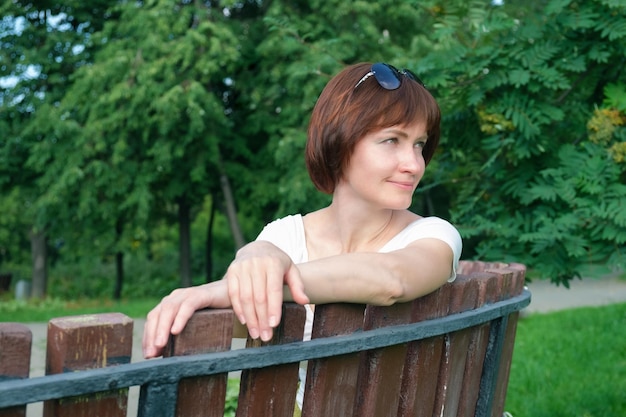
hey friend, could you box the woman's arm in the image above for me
[143,237,455,357]
[292,238,454,305]
[142,240,309,357]
[142,279,232,358]
[226,238,454,344]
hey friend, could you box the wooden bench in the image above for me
[0,261,530,417]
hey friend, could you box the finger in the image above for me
[251,268,272,341]
[266,262,285,329]
[142,294,181,358]
[231,267,261,340]
[153,297,180,350]
[170,302,198,335]
[142,304,162,358]
[227,272,245,325]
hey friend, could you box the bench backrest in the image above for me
[0,260,530,417]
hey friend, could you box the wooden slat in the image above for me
[163,309,234,417]
[43,313,133,417]
[0,323,32,417]
[458,260,508,275]
[490,264,526,417]
[236,303,306,417]
[440,274,482,417]
[397,283,451,417]
[352,302,412,416]
[301,303,366,417]
[138,382,178,417]
[456,321,491,417]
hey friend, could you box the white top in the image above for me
[256,214,462,335]
[255,214,462,408]
[256,214,462,280]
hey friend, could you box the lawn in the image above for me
[505,303,626,417]
[0,296,159,321]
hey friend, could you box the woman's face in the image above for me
[338,121,427,210]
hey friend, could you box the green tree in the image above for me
[409,0,626,285]
[3,0,625,295]
[0,1,117,297]
[238,0,626,285]
[240,0,437,216]
[32,0,257,293]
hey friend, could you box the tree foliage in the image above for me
[413,0,626,285]
[1,0,625,294]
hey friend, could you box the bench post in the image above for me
[158,308,234,417]
[353,302,413,416]
[236,303,306,417]
[43,313,133,417]
[0,323,32,417]
[481,264,526,417]
[301,303,366,417]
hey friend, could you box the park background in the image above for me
[1,1,625,416]
[1,0,625,301]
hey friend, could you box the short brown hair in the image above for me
[306,62,441,194]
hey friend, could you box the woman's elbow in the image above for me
[386,271,450,305]
[375,274,407,306]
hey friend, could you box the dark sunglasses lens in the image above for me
[372,63,401,90]
[402,69,426,88]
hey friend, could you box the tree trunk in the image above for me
[178,197,192,287]
[206,195,216,283]
[219,172,246,250]
[29,228,47,298]
[113,219,124,300]
[114,251,124,300]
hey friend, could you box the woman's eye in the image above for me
[383,138,398,144]
[414,141,426,148]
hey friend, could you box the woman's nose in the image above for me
[399,148,423,173]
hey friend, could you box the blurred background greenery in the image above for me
[1,0,625,302]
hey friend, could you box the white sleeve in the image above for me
[381,217,462,282]
[416,217,462,282]
[254,214,308,264]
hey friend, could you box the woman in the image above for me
[142,62,462,359]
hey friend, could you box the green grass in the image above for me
[0,297,159,321]
[505,303,626,417]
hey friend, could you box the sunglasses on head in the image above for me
[354,62,426,90]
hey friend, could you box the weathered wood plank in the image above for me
[163,309,234,417]
[397,283,451,417]
[490,264,526,417]
[440,274,482,417]
[236,303,306,417]
[301,303,366,417]
[0,323,31,417]
[43,313,133,417]
[353,302,412,416]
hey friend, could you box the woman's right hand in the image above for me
[142,280,231,359]
[226,241,309,343]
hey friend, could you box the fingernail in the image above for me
[239,315,246,325]
[269,316,277,327]
[249,328,259,339]
[261,330,271,341]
